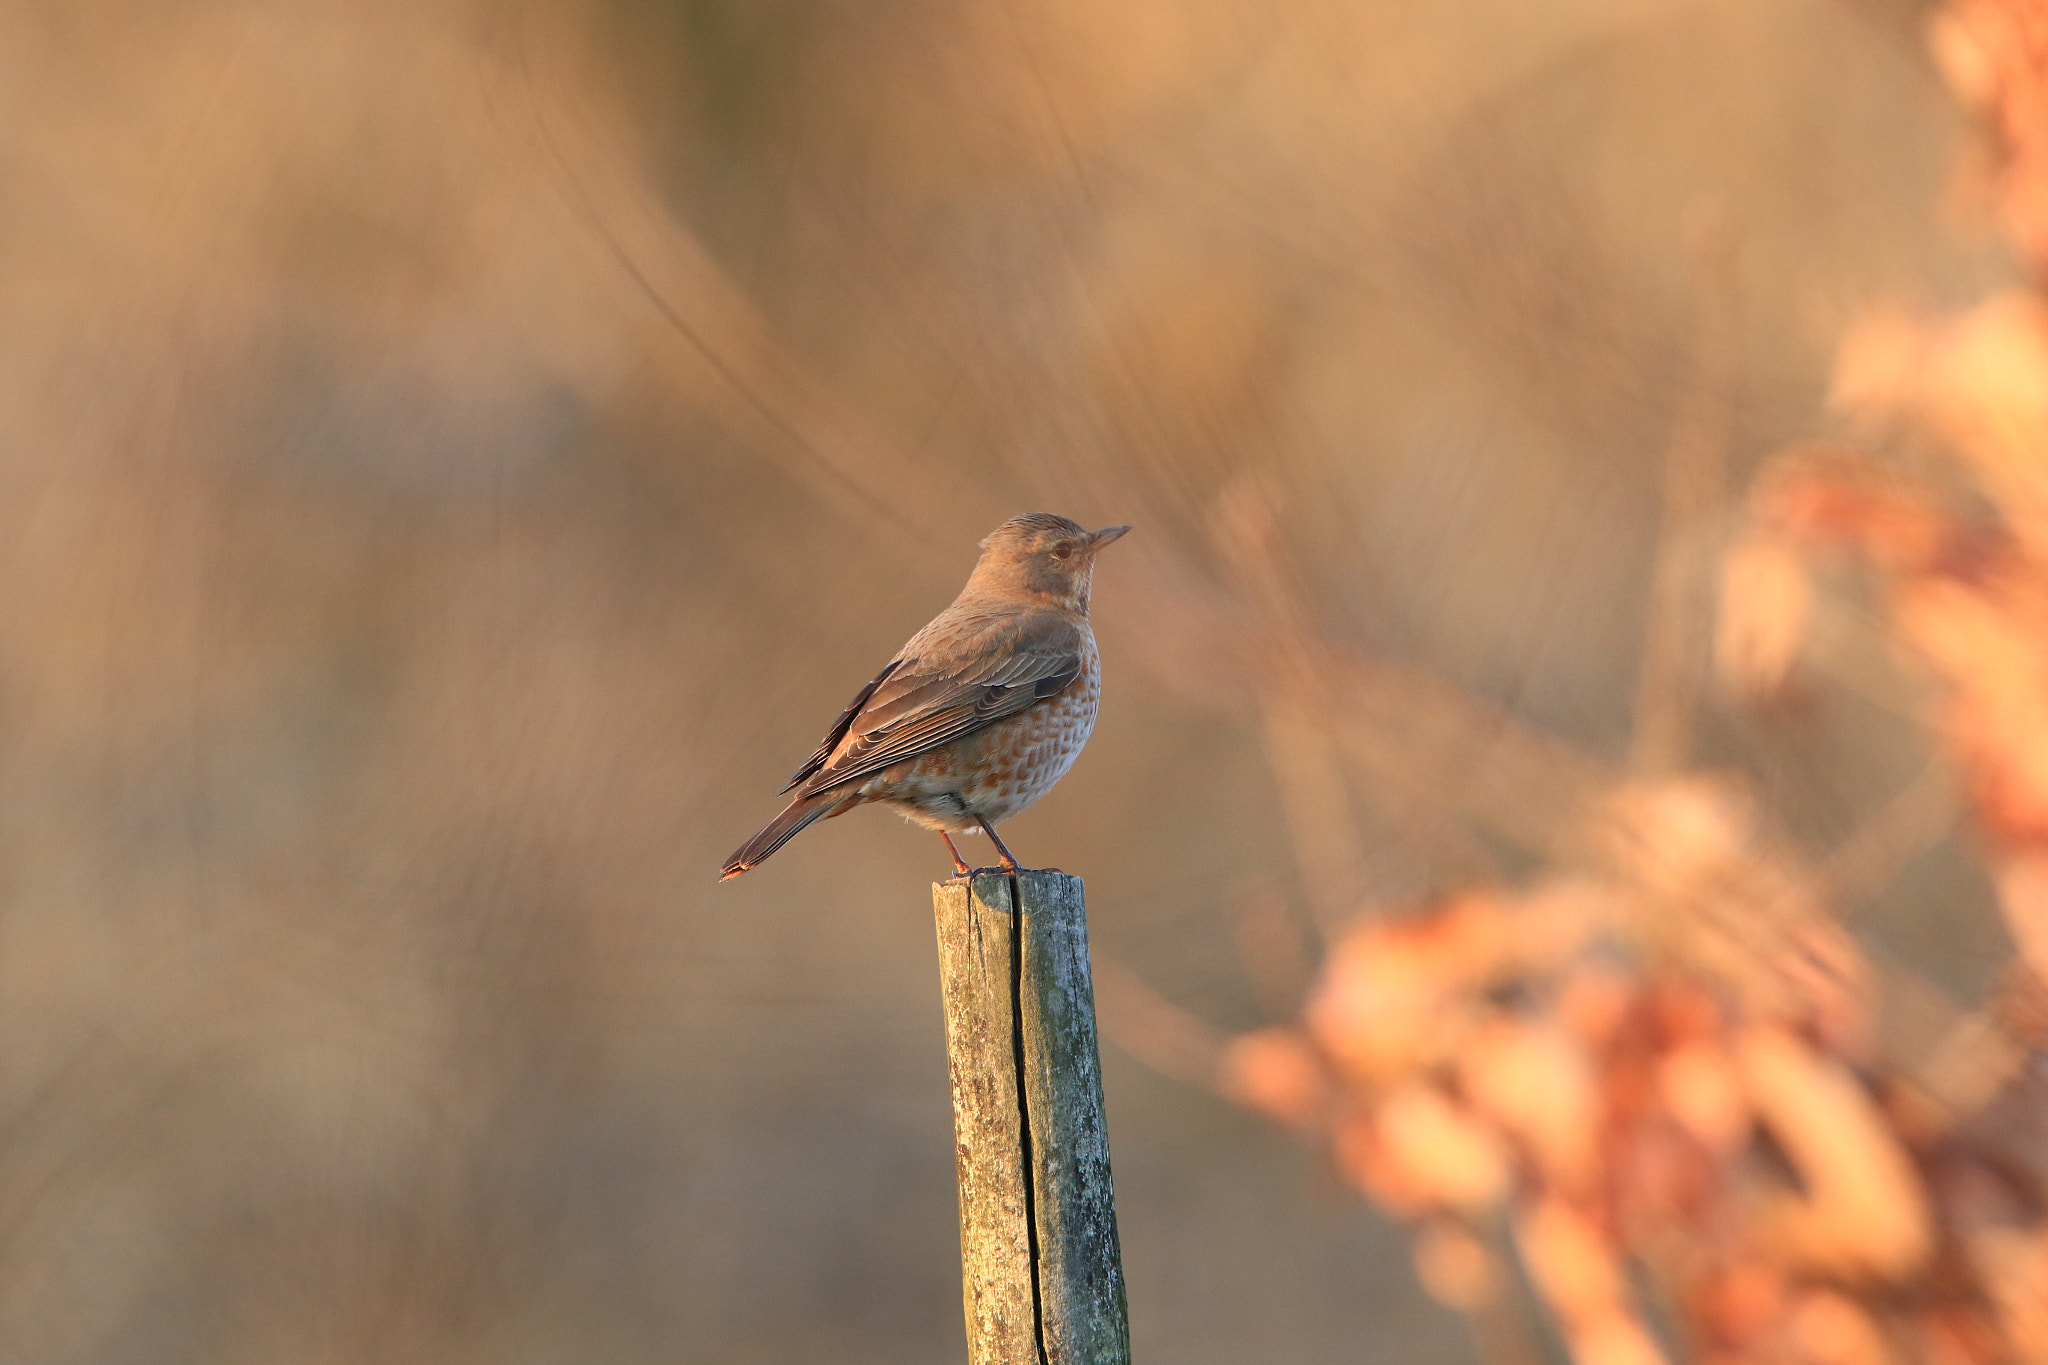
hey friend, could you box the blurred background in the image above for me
[0,0,2036,1361]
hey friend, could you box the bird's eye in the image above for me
[1051,542,1074,560]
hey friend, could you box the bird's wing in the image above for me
[793,612,1084,796]
[781,659,901,793]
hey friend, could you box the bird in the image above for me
[720,512,1130,881]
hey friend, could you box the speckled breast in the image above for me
[958,638,1101,823]
[874,632,1101,831]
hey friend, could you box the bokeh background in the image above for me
[0,0,2029,1361]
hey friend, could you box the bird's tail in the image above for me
[719,791,843,880]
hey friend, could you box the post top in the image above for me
[936,868,1085,896]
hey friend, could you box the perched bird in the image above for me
[720,513,1129,880]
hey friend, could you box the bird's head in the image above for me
[968,512,1131,612]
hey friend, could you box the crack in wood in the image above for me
[935,870,1131,1365]
[1006,871,1052,1364]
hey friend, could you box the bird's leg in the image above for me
[976,817,1022,873]
[939,831,973,878]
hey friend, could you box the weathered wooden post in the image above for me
[933,870,1131,1365]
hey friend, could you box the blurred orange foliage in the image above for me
[1171,4,2048,1361]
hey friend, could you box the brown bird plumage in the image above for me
[720,513,1129,880]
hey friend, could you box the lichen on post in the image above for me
[933,870,1132,1365]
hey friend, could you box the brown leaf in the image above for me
[1738,1025,1932,1280]
[1218,1027,1330,1129]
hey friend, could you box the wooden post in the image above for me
[933,870,1132,1365]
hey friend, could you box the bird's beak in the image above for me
[1087,525,1132,552]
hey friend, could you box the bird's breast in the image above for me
[861,632,1101,830]
[953,637,1100,819]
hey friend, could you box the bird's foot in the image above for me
[972,816,1025,875]
[939,831,972,877]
